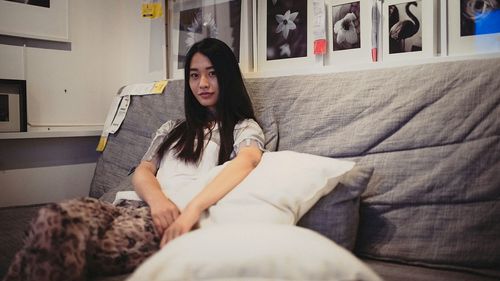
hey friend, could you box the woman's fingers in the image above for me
[153,213,171,234]
[150,201,180,236]
[160,228,174,247]
[160,224,187,247]
[152,216,164,235]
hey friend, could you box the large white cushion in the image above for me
[200,150,355,226]
[127,224,383,281]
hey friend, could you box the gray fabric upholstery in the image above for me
[90,82,184,198]
[0,204,44,279]
[298,164,373,251]
[87,57,500,278]
[362,259,500,281]
[244,58,500,271]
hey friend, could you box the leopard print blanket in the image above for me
[3,197,160,281]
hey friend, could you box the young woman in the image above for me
[3,38,265,281]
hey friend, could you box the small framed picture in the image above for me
[382,0,437,61]
[0,79,27,133]
[257,0,318,72]
[447,0,500,56]
[168,0,253,79]
[324,0,372,66]
[0,0,69,42]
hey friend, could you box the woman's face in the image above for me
[189,52,220,113]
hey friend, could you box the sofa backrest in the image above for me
[90,57,500,273]
[90,81,184,198]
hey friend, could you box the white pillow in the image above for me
[200,151,355,226]
[127,224,383,281]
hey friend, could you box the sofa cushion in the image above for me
[355,139,500,270]
[127,224,383,281]
[298,164,373,251]
[200,151,355,227]
[363,258,500,281]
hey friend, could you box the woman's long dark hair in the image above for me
[159,38,256,165]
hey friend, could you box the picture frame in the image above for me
[0,79,27,133]
[447,0,500,56]
[382,0,437,62]
[257,0,318,72]
[0,0,69,42]
[168,0,253,79]
[324,0,372,66]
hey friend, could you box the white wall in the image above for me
[0,0,166,207]
[17,0,166,126]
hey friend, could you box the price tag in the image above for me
[141,3,155,18]
[312,0,326,55]
[152,80,168,94]
[142,3,163,19]
[97,80,168,152]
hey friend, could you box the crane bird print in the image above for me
[388,1,422,54]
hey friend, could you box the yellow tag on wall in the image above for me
[153,3,163,18]
[142,3,163,19]
[142,3,155,18]
[151,80,168,94]
[96,136,108,152]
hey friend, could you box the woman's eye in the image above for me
[190,73,199,79]
[208,71,216,77]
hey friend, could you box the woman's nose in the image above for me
[199,74,209,88]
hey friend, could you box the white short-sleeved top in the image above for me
[113,118,265,209]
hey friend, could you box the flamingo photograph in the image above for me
[388,1,422,54]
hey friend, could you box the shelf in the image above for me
[0,126,103,140]
[244,52,500,79]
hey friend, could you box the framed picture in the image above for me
[324,0,371,66]
[382,0,437,61]
[447,0,500,56]
[257,0,318,72]
[0,79,27,133]
[168,0,253,79]
[0,0,69,42]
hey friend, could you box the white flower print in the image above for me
[279,43,291,57]
[333,12,358,45]
[185,12,218,49]
[275,10,299,39]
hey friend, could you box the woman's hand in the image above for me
[132,161,180,235]
[160,205,202,247]
[149,198,180,236]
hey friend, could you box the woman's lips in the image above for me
[199,92,213,99]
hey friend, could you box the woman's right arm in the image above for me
[132,160,180,235]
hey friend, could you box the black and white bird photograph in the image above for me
[388,1,422,54]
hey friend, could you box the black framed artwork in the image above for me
[460,0,500,37]
[0,79,27,132]
[177,0,242,69]
[5,0,50,8]
[266,0,308,60]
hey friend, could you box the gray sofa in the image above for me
[1,57,499,281]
